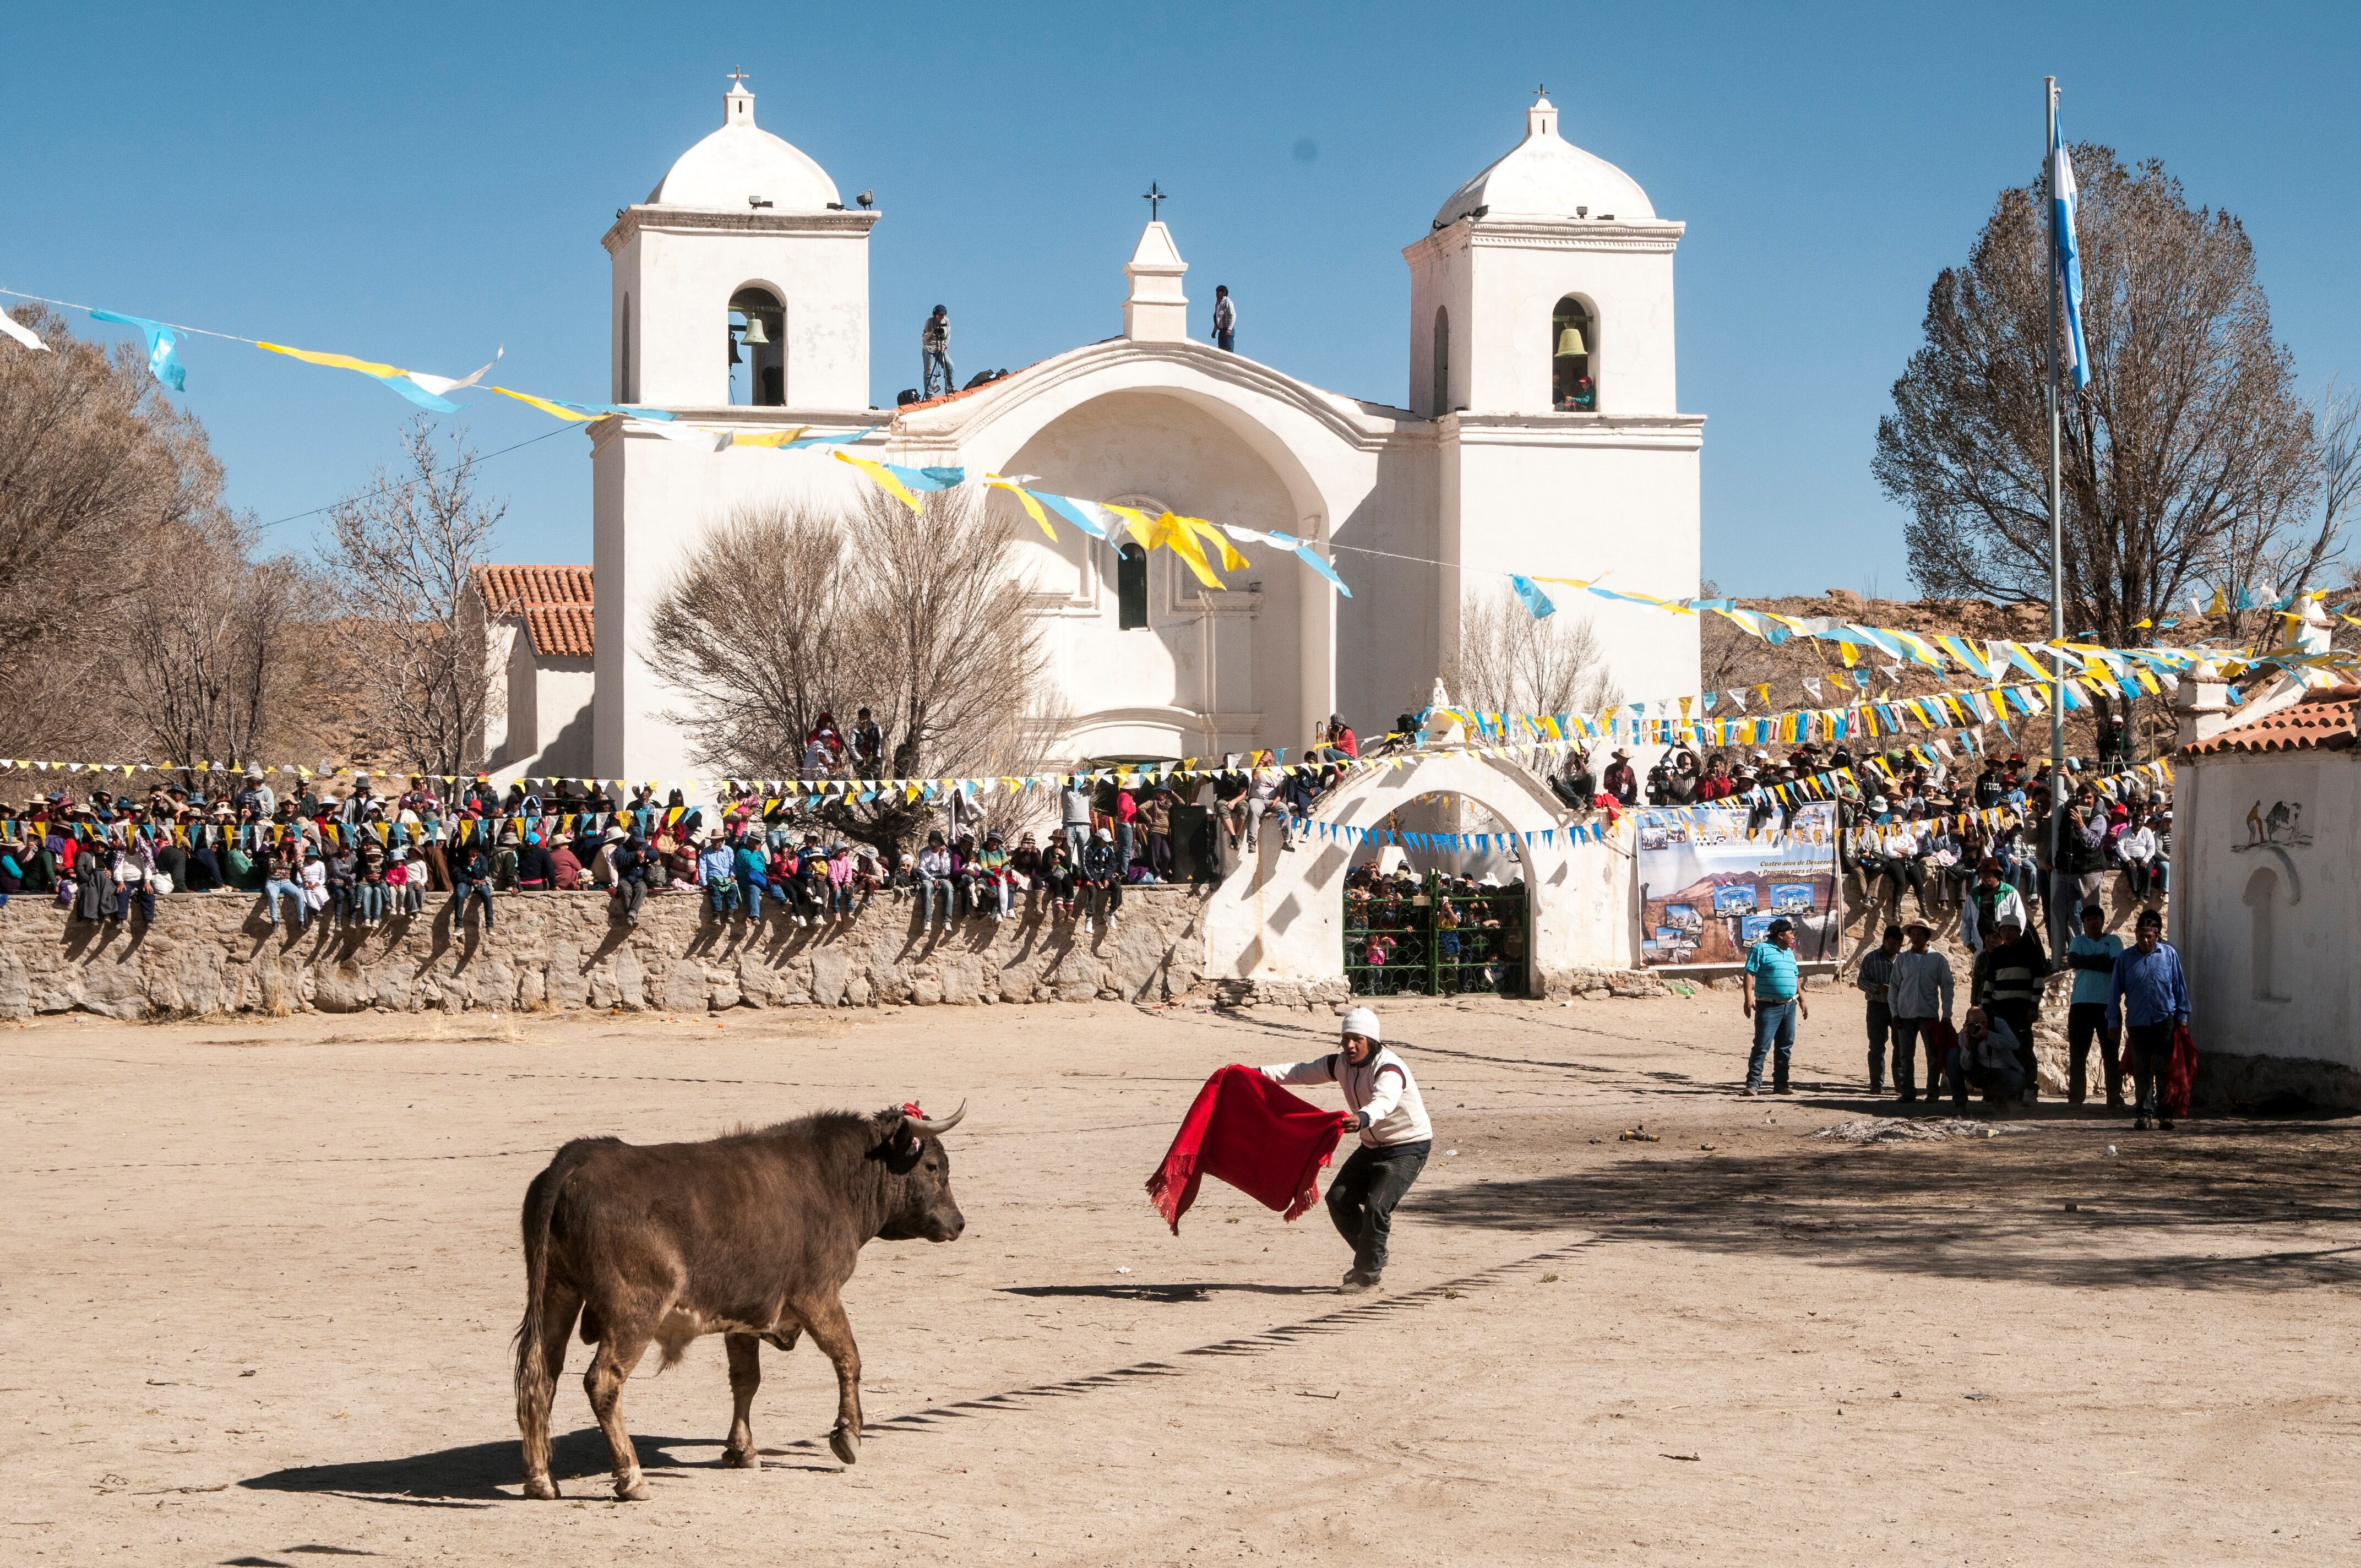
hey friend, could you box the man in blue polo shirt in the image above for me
[1742,917,1810,1096]
[2110,908,2191,1130]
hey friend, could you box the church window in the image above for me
[1117,543,1150,630]
[728,286,786,407]
[1551,296,1595,411]
[618,293,633,404]
[1432,306,1451,415]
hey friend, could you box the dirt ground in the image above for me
[5,991,2359,1567]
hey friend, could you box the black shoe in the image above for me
[2134,1115,2152,1130]
[1772,1083,1794,1095]
[2158,1117,2175,1131]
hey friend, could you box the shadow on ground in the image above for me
[1420,1118,2361,1291]
[236,1428,826,1505]
[1002,1282,1330,1301]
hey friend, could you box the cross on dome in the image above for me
[728,66,750,90]
[1141,181,1171,221]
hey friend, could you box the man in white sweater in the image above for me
[1262,1007,1433,1291]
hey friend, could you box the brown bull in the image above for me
[513,1101,967,1500]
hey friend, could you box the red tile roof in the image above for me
[474,564,593,615]
[2180,684,2361,758]
[474,564,595,657]
[521,603,595,660]
[891,362,1040,417]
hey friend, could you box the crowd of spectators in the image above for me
[0,712,1378,936]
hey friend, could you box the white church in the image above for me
[488,77,1704,783]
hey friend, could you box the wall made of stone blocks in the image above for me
[0,886,1211,1021]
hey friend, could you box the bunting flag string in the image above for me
[8,284,2343,687]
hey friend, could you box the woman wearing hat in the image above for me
[1260,1006,1433,1291]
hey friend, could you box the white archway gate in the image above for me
[1201,750,1637,997]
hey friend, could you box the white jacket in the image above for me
[1960,883,2028,953]
[1261,1046,1433,1149]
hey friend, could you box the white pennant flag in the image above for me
[0,306,48,353]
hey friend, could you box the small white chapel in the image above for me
[520,77,1706,783]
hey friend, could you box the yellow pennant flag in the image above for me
[835,450,923,511]
[494,386,601,422]
[985,476,1057,541]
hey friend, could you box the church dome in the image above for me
[1433,95,1654,226]
[646,78,842,212]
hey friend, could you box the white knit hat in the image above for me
[1340,1006,1381,1043]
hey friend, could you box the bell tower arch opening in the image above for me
[728,286,785,407]
[1551,295,1595,410]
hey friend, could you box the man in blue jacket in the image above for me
[2110,908,2191,1130]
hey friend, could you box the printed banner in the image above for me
[1635,803,1838,968]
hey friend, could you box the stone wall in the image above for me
[0,886,1211,1021]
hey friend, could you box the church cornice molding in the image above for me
[1440,410,1705,451]
[890,338,1422,455]
[601,204,880,253]
[1402,214,1684,264]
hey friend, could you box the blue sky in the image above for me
[5,3,2355,597]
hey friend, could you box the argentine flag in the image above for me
[2050,121,2091,390]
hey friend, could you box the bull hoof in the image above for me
[616,1474,651,1502]
[522,1474,558,1501]
[721,1445,757,1470]
[829,1426,859,1466]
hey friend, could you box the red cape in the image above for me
[1145,1065,1354,1234]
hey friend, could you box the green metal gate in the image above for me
[1344,872,1527,997]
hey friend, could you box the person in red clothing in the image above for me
[1696,753,1735,802]
[1325,714,1358,760]
[1112,781,1139,873]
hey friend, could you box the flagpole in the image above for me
[2043,75,2067,950]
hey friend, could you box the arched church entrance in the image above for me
[1200,749,1636,998]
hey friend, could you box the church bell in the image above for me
[739,314,770,346]
[1554,325,1587,357]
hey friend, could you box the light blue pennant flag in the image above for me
[90,308,187,390]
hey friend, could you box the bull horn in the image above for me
[905,1099,967,1137]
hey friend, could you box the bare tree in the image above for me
[645,486,1053,853]
[117,518,311,781]
[1445,584,1620,723]
[326,418,503,779]
[1876,146,2335,753]
[0,302,237,761]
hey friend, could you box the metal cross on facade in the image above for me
[1141,181,1171,221]
[1534,82,1547,99]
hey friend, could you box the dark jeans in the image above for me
[2066,1001,2123,1104]
[2123,861,2157,902]
[2126,1021,2175,1118]
[1948,1049,2027,1109]
[451,880,493,929]
[1989,1000,2039,1094]
[118,882,155,925]
[1891,1015,1940,1099]
[1865,1000,1893,1090]
[1747,998,1798,1090]
[1875,858,1930,915]
[1326,1140,1429,1278]
[1215,329,1235,352]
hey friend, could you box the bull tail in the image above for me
[514,1158,573,1491]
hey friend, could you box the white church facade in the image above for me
[569,79,1702,783]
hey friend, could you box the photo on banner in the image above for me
[1635,803,1838,967]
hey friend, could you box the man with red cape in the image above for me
[1145,1007,1434,1292]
